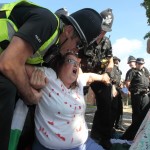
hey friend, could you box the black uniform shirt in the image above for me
[9,5,58,53]
[125,68,136,81]
[127,67,150,90]
[111,65,122,86]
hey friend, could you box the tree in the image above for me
[141,0,150,39]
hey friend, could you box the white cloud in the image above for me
[112,38,142,57]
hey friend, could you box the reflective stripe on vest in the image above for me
[26,16,60,65]
[0,0,60,65]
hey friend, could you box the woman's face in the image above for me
[59,54,81,88]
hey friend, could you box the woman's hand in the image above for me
[101,73,111,85]
[30,68,49,90]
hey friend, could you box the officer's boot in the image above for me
[115,115,125,131]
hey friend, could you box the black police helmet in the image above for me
[55,8,69,17]
[136,58,145,64]
[127,56,136,64]
[61,8,102,50]
[113,56,121,62]
[100,8,114,32]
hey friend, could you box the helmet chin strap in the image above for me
[59,38,68,54]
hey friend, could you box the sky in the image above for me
[1,0,150,79]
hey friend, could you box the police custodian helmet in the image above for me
[100,8,114,32]
[61,8,103,49]
[55,8,69,17]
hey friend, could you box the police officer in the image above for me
[125,56,136,89]
[110,56,125,132]
[79,8,114,150]
[89,37,113,150]
[121,58,150,140]
[0,1,104,149]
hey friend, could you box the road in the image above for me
[85,105,132,134]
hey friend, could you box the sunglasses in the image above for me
[65,58,80,66]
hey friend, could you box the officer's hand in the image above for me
[20,88,43,105]
[101,73,111,85]
[30,68,49,90]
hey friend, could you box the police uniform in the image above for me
[0,2,60,149]
[121,58,150,140]
[87,36,113,149]
[110,57,124,131]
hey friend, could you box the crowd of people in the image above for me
[0,0,150,150]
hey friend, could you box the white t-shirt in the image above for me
[35,67,89,149]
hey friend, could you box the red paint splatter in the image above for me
[48,121,54,125]
[56,134,65,141]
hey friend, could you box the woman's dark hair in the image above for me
[52,52,79,89]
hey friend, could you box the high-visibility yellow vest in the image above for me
[0,0,60,65]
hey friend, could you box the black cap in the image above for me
[113,56,120,62]
[136,58,145,64]
[127,56,136,64]
[100,8,114,32]
[61,8,102,49]
[55,8,69,17]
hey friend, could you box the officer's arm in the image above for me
[0,36,42,104]
[105,57,114,73]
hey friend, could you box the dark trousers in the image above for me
[111,92,123,128]
[90,82,112,140]
[0,73,17,150]
[121,92,150,140]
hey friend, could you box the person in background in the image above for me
[121,58,150,140]
[27,52,110,150]
[120,81,129,106]
[110,56,125,132]
[0,0,104,149]
[125,56,136,89]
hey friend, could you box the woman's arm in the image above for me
[83,72,110,85]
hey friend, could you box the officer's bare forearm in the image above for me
[0,36,39,104]
[0,63,38,104]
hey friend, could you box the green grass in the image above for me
[86,104,97,108]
